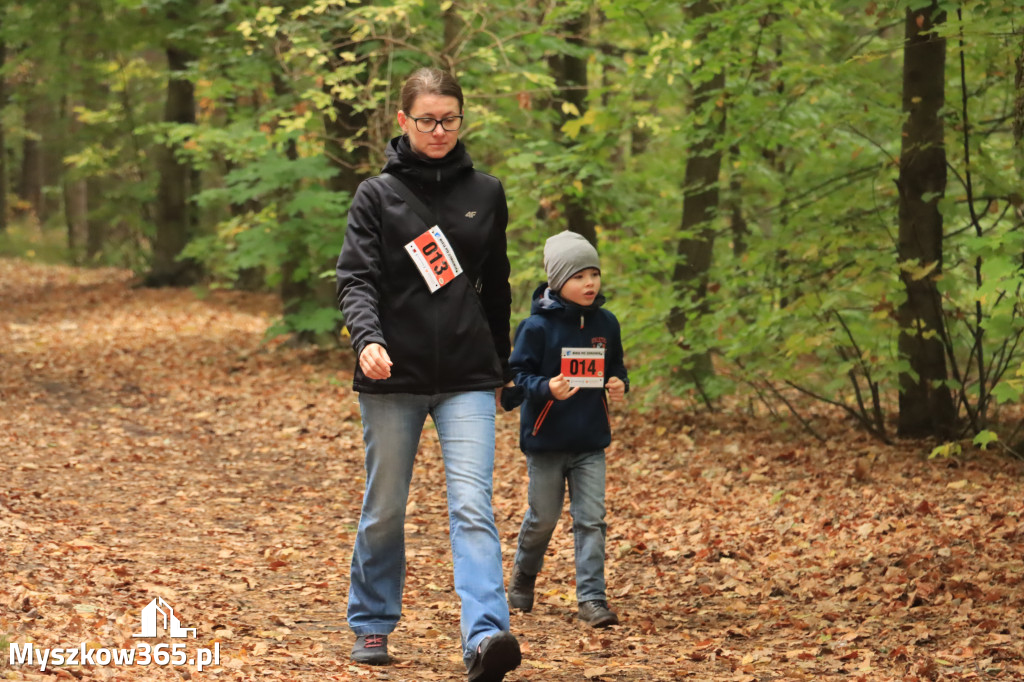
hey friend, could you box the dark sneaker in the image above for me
[467,631,521,682]
[578,600,619,628]
[351,634,389,665]
[508,564,536,612]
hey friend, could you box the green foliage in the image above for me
[192,0,1024,438]
[184,146,350,336]
[5,0,1024,444]
[973,430,999,450]
[618,0,1024,444]
[929,441,962,459]
[0,219,71,264]
[266,298,345,340]
[929,429,1000,460]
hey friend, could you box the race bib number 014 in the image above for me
[561,347,605,389]
[405,226,463,293]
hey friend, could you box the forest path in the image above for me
[2,258,1023,681]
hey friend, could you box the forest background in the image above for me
[3,2,1024,681]
[1,0,1023,448]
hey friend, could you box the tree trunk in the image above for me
[667,0,725,384]
[1014,25,1023,199]
[278,136,314,342]
[322,73,369,193]
[319,0,370,192]
[61,82,90,257]
[84,149,106,260]
[548,12,596,246]
[17,92,61,226]
[441,1,462,73]
[1015,27,1023,146]
[145,45,200,287]
[726,12,781,260]
[727,145,749,258]
[896,3,956,438]
[222,154,266,291]
[18,98,45,223]
[319,37,371,342]
[269,68,319,346]
[61,5,83,256]
[63,179,87,256]
[0,34,6,234]
[82,5,110,265]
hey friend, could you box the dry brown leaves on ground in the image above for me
[2,258,1023,681]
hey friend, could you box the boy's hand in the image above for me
[605,376,626,402]
[548,373,580,401]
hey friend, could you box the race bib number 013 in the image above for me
[561,347,605,389]
[405,226,463,293]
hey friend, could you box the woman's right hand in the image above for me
[359,343,393,380]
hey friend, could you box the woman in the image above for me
[335,67,521,682]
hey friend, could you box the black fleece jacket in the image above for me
[336,135,512,394]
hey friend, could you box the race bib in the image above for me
[405,226,463,293]
[561,347,606,388]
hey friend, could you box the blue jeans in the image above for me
[513,450,608,602]
[347,391,509,661]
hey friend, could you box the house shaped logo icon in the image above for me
[132,597,197,639]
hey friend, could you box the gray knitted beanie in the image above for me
[543,230,601,292]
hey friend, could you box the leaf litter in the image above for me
[2,259,1023,681]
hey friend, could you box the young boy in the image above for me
[502,230,629,628]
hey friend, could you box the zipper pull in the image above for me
[580,313,584,329]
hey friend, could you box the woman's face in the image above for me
[397,94,462,160]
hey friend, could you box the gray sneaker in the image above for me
[578,600,619,628]
[507,564,536,612]
[351,634,389,665]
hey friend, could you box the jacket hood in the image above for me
[382,134,473,185]
[529,281,607,317]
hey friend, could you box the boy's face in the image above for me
[558,267,601,307]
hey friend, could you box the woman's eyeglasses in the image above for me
[408,115,464,133]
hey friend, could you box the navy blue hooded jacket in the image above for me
[508,283,629,454]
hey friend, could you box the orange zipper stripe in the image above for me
[532,399,554,436]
